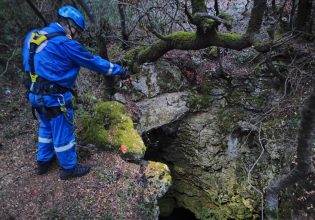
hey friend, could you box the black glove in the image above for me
[120,68,130,80]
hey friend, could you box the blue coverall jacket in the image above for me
[22,22,125,169]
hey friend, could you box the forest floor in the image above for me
[0,42,314,219]
[0,75,155,220]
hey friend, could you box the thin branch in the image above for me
[0,43,10,50]
[194,12,231,29]
[25,0,47,26]
[144,25,169,41]
[247,124,265,220]
[0,48,17,77]
[168,0,180,34]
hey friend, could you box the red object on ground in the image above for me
[121,144,127,154]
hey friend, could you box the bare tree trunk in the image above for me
[118,2,130,50]
[296,0,313,32]
[75,0,95,23]
[265,87,315,219]
[289,0,297,28]
[98,35,109,60]
[246,0,268,35]
[214,0,219,15]
[25,0,47,26]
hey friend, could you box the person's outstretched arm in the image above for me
[61,39,127,77]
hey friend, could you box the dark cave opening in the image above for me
[159,207,197,220]
[142,124,198,220]
[142,123,179,162]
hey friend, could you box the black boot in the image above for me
[37,157,55,175]
[60,164,91,180]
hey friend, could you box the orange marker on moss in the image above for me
[121,144,127,154]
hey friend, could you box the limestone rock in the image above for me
[143,161,172,219]
[131,61,188,99]
[158,111,262,219]
[136,92,190,133]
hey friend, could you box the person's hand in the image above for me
[122,77,132,85]
[119,68,132,87]
[120,68,130,80]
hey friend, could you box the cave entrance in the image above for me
[142,123,179,162]
[159,207,197,220]
[142,125,198,220]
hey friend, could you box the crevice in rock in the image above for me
[159,207,197,220]
[143,121,180,163]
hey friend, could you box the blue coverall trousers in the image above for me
[37,107,77,170]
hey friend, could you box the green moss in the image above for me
[245,92,267,109]
[138,47,150,58]
[217,32,243,42]
[145,161,172,184]
[191,0,207,13]
[207,46,219,58]
[173,177,257,220]
[188,94,212,111]
[201,18,216,30]
[165,31,197,41]
[227,89,246,105]
[124,48,141,68]
[217,109,245,135]
[228,88,268,110]
[79,101,146,160]
[199,81,221,94]
[218,12,233,27]
[188,81,224,111]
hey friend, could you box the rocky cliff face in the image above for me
[111,53,304,219]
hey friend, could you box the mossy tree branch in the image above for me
[125,0,267,70]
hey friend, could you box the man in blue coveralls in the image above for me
[22,5,130,180]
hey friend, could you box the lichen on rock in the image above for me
[143,161,173,218]
[79,101,146,161]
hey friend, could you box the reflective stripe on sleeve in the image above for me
[108,63,114,74]
[54,140,76,153]
[38,137,53,144]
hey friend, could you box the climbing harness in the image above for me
[57,95,74,125]
[26,31,72,95]
[27,30,75,122]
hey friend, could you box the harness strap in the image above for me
[33,102,73,120]
[28,31,73,96]
[29,31,66,75]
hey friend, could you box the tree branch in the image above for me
[118,2,129,50]
[194,12,232,29]
[25,0,47,26]
[124,0,267,71]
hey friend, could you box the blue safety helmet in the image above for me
[58,5,85,30]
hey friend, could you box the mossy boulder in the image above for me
[142,161,172,219]
[145,162,172,205]
[144,161,172,190]
[79,101,146,161]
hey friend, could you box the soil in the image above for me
[0,77,154,220]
